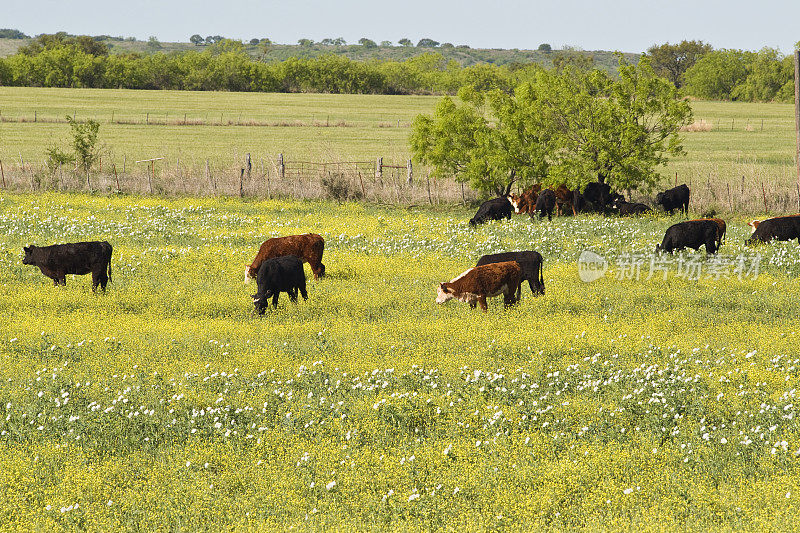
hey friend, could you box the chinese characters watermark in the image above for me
[578,251,761,282]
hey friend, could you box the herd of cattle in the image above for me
[18,182,800,312]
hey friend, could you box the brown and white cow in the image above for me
[436,261,521,311]
[507,185,541,214]
[245,233,325,283]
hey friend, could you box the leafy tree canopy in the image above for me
[358,38,377,48]
[411,56,691,197]
[417,38,440,47]
[646,40,712,87]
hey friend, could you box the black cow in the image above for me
[614,199,652,216]
[656,220,718,254]
[746,215,800,245]
[655,184,690,216]
[252,255,308,314]
[469,197,513,226]
[476,251,545,299]
[533,189,556,221]
[22,241,112,291]
[579,182,624,213]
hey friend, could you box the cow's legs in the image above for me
[288,288,298,302]
[92,270,108,292]
[478,296,488,311]
[469,300,477,310]
[272,293,280,308]
[299,280,308,301]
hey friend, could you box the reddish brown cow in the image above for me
[245,233,325,283]
[508,185,541,214]
[553,184,576,216]
[436,261,521,311]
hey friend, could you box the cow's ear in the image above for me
[23,246,30,253]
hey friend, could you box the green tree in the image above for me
[190,34,204,45]
[66,115,100,189]
[298,38,314,46]
[646,40,712,87]
[398,38,412,47]
[417,38,439,47]
[380,40,393,47]
[249,38,260,46]
[411,56,691,196]
[732,48,793,102]
[538,43,552,52]
[552,51,594,72]
[683,49,752,100]
[358,38,377,48]
[147,36,163,51]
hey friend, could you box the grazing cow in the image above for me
[691,217,726,247]
[655,220,718,254]
[613,198,652,216]
[245,233,325,283]
[476,251,544,298]
[745,215,800,245]
[469,197,513,226]
[507,185,541,214]
[22,241,112,292]
[655,184,691,216]
[251,255,308,314]
[554,184,577,216]
[436,261,521,311]
[533,189,556,221]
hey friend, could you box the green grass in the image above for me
[0,88,797,212]
[1,191,800,529]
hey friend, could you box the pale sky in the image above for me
[4,0,799,54]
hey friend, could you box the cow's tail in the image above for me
[538,260,545,295]
[105,242,113,284]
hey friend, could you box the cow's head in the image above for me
[612,197,626,209]
[507,194,520,213]
[22,246,35,265]
[251,293,269,314]
[435,283,454,304]
[747,220,760,234]
[655,192,665,207]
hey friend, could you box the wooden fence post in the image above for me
[461,182,466,206]
[407,159,413,185]
[278,153,285,180]
[113,164,120,192]
[376,157,383,179]
[426,174,432,205]
[0,160,4,188]
[246,153,252,181]
[239,168,245,197]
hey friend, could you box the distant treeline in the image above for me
[0,37,556,95]
[0,34,797,101]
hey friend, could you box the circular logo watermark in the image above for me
[578,250,608,283]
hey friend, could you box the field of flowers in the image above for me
[1,192,800,529]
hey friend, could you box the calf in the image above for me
[251,255,308,314]
[469,197,513,226]
[22,241,113,292]
[436,261,521,311]
[507,185,541,214]
[655,184,691,216]
[476,251,544,298]
[614,199,652,216]
[746,215,800,245]
[533,189,556,221]
[245,233,325,283]
[554,184,577,216]
[655,220,718,254]
[691,217,726,247]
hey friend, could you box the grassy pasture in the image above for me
[1,191,800,529]
[0,88,797,186]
